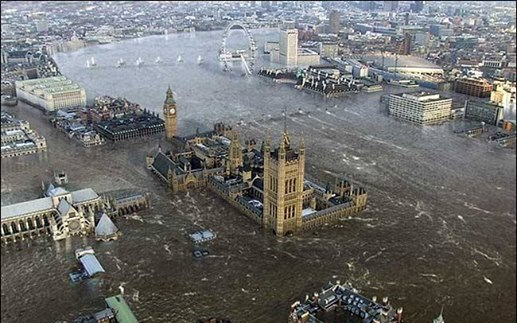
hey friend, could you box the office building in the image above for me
[384,0,399,11]
[491,81,516,119]
[328,10,340,34]
[464,100,504,126]
[454,78,493,98]
[388,92,452,125]
[401,32,412,55]
[319,42,339,58]
[412,0,425,12]
[15,76,86,112]
[279,28,298,66]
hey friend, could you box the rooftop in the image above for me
[364,54,443,70]
[189,229,216,243]
[79,253,105,277]
[1,197,54,220]
[15,76,85,96]
[105,295,139,323]
[392,92,451,102]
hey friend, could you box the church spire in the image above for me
[165,85,175,104]
[281,107,290,148]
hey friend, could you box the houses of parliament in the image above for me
[147,86,368,236]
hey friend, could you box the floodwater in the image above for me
[1,29,516,323]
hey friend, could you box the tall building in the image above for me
[412,0,424,12]
[388,92,452,125]
[464,100,504,126]
[328,10,340,34]
[384,0,399,11]
[491,81,516,119]
[279,28,298,66]
[402,32,412,55]
[454,78,493,98]
[163,86,177,140]
[263,131,305,236]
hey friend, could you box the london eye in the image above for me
[218,22,257,76]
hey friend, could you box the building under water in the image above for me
[288,281,404,323]
[147,87,368,236]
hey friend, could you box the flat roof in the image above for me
[363,54,442,70]
[16,76,85,96]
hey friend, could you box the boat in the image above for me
[116,58,125,68]
[433,306,445,323]
[177,54,183,63]
[197,55,203,65]
[155,56,162,64]
[90,57,96,66]
[86,60,90,68]
[136,57,144,67]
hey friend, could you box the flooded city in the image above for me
[1,29,516,323]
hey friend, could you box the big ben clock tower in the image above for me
[163,85,177,140]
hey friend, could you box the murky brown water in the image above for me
[1,30,516,323]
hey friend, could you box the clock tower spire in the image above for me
[163,85,177,140]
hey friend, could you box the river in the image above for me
[1,29,515,323]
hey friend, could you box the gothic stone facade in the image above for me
[1,184,102,244]
[147,87,368,237]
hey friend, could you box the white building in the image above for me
[297,48,321,66]
[272,28,321,67]
[279,28,298,66]
[491,81,516,119]
[388,92,452,125]
[35,20,48,32]
[15,76,87,112]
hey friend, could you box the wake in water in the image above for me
[464,202,493,214]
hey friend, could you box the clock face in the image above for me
[169,108,175,114]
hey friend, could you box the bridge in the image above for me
[219,22,256,76]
